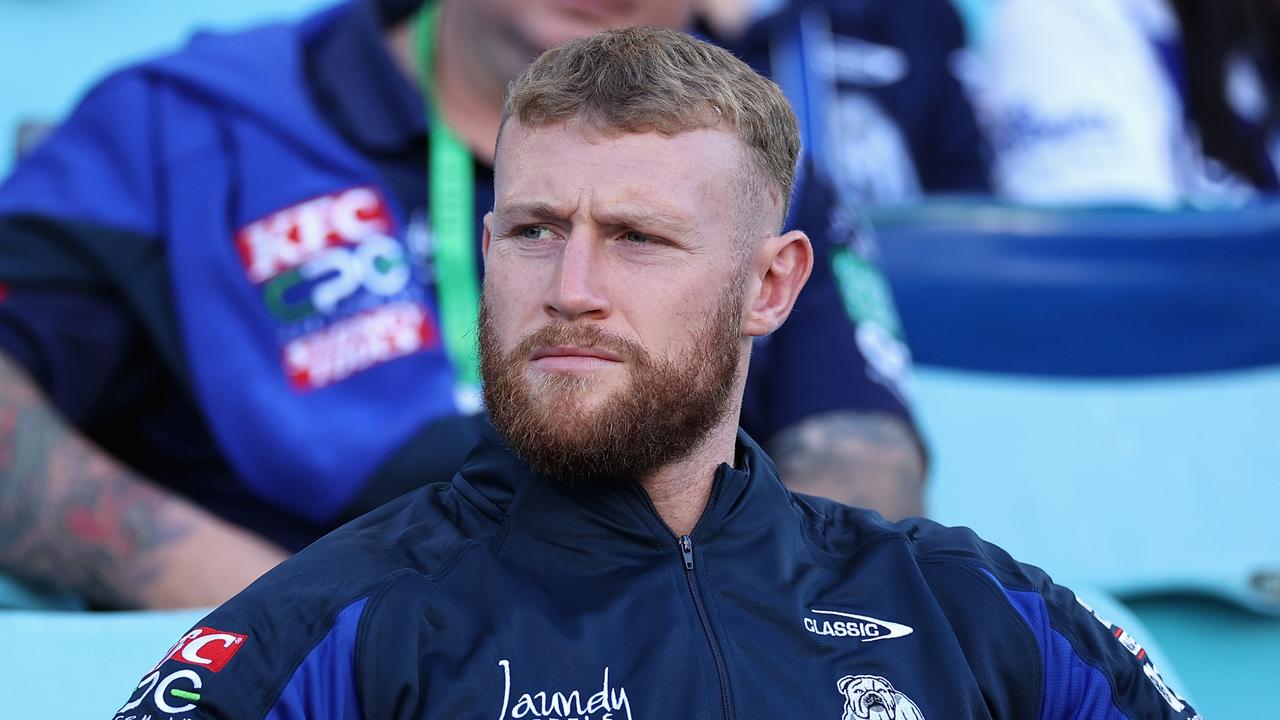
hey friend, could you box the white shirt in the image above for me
[970,0,1242,207]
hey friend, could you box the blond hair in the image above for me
[503,26,801,222]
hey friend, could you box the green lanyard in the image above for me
[415,3,481,392]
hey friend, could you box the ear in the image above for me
[481,211,495,261]
[837,675,856,694]
[742,229,813,337]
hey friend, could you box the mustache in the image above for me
[511,323,648,365]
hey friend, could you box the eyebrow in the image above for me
[491,202,567,224]
[493,200,694,235]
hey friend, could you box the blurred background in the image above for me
[1,0,1278,716]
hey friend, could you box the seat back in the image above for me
[0,607,206,717]
[870,202,1280,613]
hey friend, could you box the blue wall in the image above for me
[0,0,332,174]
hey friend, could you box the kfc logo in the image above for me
[837,674,925,720]
[232,186,439,387]
[166,627,249,673]
[236,186,393,284]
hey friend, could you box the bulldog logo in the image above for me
[837,674,925,720]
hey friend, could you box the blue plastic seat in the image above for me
[871,201,1280,717]
[912,365,1280,613]
[0,607,207,717]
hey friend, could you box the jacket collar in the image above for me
[450,421,793,561]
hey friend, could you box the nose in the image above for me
[545,232,610,322]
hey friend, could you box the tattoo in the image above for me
[767,411,926,520]
[0,354,192,606]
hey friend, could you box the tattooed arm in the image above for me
[0,352,289,609]
[767,411,926,520]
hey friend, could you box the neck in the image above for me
[385,4,508,163]
[639,411,741,537]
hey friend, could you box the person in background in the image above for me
[0,0,956,609]
[1168,0,1280,196]
[974,0,1280,206]
[698,0,992,208]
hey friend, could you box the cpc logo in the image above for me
[262,235,412,323]
[236,187,412,323]
[166,626,249,673]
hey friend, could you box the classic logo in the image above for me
[837,674,925,720]
[497,659,632,720]
[804,609,914,643]
[165,626,248,673]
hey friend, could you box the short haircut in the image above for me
[502,26,801,224]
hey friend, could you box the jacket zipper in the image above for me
[678,533,735,720]
[638,478,736,720]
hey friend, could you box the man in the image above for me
[113,29,1196,720]
[0,0,936,609]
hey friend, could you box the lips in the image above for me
[529,345,623,363]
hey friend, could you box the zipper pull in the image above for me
[679,535,695,571]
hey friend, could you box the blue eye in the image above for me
[624,230,651,243]
[520,225,553,240]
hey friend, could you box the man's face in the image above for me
[480,119,754,482]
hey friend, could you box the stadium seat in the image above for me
[871,201,1280,717]
[0,607,207,717]
[1129,593,1280,717]
[911,365,1280,612]
[871,201,1280,376]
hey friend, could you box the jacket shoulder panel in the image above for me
[909,522,1198,719]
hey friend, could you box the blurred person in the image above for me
[0,0,927,609]
[112,29,1196,718]
[1168,0,1280,195]
[974,0,1280,206]
[663,0,994,207]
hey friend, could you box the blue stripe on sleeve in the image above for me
[979,569,1128,720]
[265,596,369,720]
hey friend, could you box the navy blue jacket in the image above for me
[113,429,1198,720]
